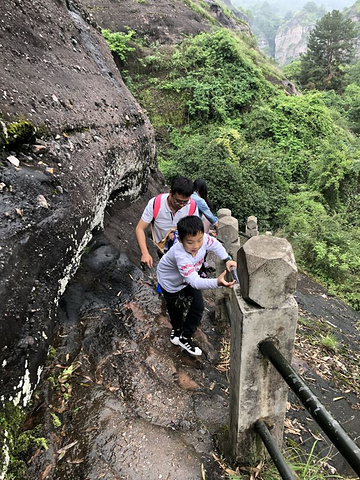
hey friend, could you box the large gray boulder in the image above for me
[0,0,155,405]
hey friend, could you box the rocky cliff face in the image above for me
[0,0,156,405]
[275,19,314,66]
[344,0,360,57]
[82,0,250,44]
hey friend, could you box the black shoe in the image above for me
[178,336,202,356]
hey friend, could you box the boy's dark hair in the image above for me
[170,176,193,197]
[177,215,204,241]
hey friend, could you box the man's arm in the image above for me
[135,218,153,268]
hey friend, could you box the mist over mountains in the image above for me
[234,0,354,14]
[231,0,359,64]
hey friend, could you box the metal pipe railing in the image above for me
[255,420,297,480]
[259,339,360,477]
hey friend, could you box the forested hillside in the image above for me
[101,15,360,310]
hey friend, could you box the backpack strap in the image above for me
[189,198,196,216]
[153,194,196,220]
[153,194,163,220]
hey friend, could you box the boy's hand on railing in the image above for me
[217,270,236,288]
[225,260,237,271]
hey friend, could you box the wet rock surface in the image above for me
[26,193,229,479]
[289,274,360,477]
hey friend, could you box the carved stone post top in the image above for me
[218,208,232,219]
[218,215,239,244]
[238,235,297,308]
[246,215,257,228]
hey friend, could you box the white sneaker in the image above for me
[170,329,180,345]
[178,336,202,356]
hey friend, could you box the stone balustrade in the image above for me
[216,209,298,465]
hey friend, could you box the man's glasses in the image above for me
[172,197,189,206]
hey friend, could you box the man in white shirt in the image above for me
[135,176,198,268]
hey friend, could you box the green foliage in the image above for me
[320,334,338,351]
[101,28,136,62]
[343,83,360,133]
[157,29,271,124]
[308,136,359,211]
[298,10,357,92]
[0,403,47,480]
[160,126,289,230]
[240,93,336,182]
[123,25,360,309]
[284,439,345,479]
[278,191,360,308]
[283,59,302,82]
[50,412,61,429]
[347,59,360,85]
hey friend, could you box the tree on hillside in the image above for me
[298,10,356,92]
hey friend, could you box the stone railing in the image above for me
[216,209,298,464]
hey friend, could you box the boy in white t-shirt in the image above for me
[157,215,237,356]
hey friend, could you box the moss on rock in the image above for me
[0,117,36,148]
[0,402,47,480]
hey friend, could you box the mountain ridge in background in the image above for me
[232,0,360,64]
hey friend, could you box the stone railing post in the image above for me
[245,215,259,238]
[215,209,240,320]
[229,235,298,464]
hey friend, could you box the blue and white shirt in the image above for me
[157,233,229,293]
[191,191,218,225]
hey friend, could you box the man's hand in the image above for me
[136,219,153,268]
[217,270,236,288]
[141,252,153,269]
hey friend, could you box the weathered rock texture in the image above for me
[0,0,156,405]
[275,21,314,66]
[81,0,251,44]
[345,1,360,58]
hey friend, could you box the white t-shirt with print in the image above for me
[141,193,198,243]
[157,233,229,293]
